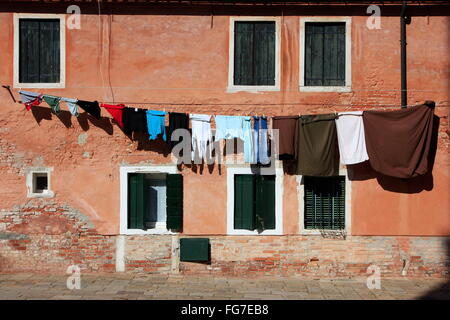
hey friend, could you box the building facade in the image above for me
[0,0,449,277]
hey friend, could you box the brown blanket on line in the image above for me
[362,102,435,178]
[272,116,298,159]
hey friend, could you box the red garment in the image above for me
[101,103,125,128]
[24,96,42,111]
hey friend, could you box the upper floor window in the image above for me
[300,17,351,92]
[228,17,280,92]
[14,14,65,88]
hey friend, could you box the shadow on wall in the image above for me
[30,106,223,174]
[347,115,440,194]
[31,106,114,135]
[419,238,450,300]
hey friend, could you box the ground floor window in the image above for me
[304,176,345,230]
[127,172,182,231]
[234,174,276,231]
[26,167,54,198]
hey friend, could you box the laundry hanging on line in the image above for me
[167,112,189,151]
[363,101,436,178]
[101,103,125,128]
[43,95,62,115]
[253,116,270,165]
[146,110,167,141]
[77,100,101,119]
[12,89,438,178]
[272,116,298,160]
[190,114,213,162]
[335,111,369,165]
[215,115,254,163]
[122,107,148,135]
[19,90,42,111]
[62,98,79,117]
[296,113,340,177]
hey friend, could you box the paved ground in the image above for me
[0,273,449,300]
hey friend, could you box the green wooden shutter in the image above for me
[305,23,345,86]
[19,19,40,83]
[234,21,275,86]
[39,19,60,83]
[305,23,324,86]
[234,22,254,86]
[234,174,255,230]
[19,19,60,83]
[128,173,146,229]
[253,22,276,86]
[255,175,276,230]
[323,23,345,86]
[304,176,345,230]
[166,174,183,231]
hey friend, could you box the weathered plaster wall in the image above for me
[0,7,448,241]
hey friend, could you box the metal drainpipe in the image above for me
[400,0,408,108]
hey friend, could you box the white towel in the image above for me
[335,111,369,165]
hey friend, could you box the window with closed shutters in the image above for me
[234,174,275,231]
[19,18,60,84]
[233,21,276,86]
[304,22,346,87]
[304,176,345,230]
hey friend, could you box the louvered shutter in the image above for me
[304,176,345,230]
[255,175,276,230]
[234,174,255,230]
[166,174,183,231]
[128,173,146,229]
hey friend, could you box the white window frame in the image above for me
[26,167,54,198]
[297,167,352,236]
[299,17,352,93]
[119,165,179,235]
[13,13,66,89]
[228,16,281,93]
[226,163,283,235]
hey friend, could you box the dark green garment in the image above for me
[43,95,61,115]
[296,113,339,176]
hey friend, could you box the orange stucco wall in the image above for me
[0,5,448,236]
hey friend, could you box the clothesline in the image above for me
[12,87,439,180]
[4,86,449,109]
[97,101,450,109]
[13,99,450,109]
